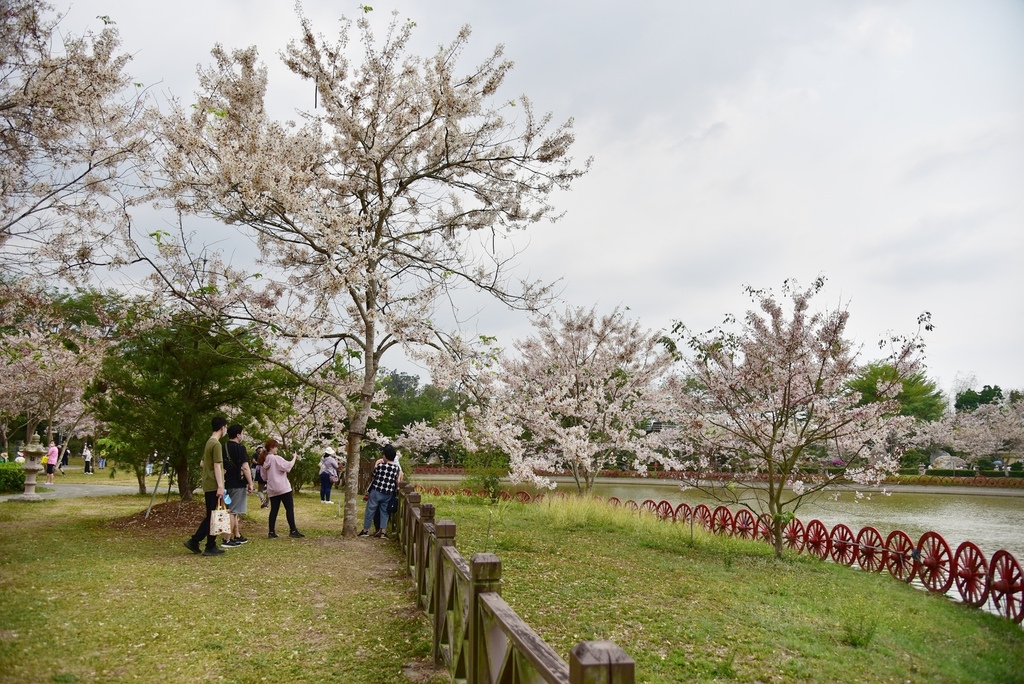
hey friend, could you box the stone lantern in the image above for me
[15,434,46,502]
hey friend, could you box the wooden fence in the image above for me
[392,483,636,684]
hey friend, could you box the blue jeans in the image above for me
[319,472,334,501]
[363,489,392,531]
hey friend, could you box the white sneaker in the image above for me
[324,500,333,504]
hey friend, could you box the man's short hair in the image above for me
[381,444,397,461]
[227,424,244,439]
[212,416,228,432]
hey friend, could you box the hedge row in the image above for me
[0,463,27,493]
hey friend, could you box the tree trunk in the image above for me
[176,461,192,502]
[137,471,147,495]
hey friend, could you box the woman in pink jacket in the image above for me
[261,439,304,539]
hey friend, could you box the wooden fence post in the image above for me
[432,520,457,666]
[569,641,635,684]
[417,503,435,609]
[469,553,502,684]
[404,490,421,572]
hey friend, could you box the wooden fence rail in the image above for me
[393,484,636,684]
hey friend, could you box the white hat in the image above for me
[324,446,336,455]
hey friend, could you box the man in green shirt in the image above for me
[184,416,227,556]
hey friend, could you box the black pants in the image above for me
[268,491,298,534]
[190,491,219,550]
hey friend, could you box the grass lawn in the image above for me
[0,492,447,684]
[419,493,1024,684]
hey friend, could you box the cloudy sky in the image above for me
[61,1,1024,395]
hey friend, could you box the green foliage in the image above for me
[849,362,945,421]
[368,369,463,440]
[955,385,1003,412]
[0,462,26,492]
[87,309,297,497]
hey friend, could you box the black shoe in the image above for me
[184,539,201,554]
[357,530,369,537]
[268,532,278,538]
[221,539,241,548]
[233,537,248,544]
[202,546,225,556]
[289,530,304,538]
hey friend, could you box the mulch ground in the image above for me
[109,500,206,532]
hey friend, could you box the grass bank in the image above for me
[0,493,446,684]
[422,493,1024,683]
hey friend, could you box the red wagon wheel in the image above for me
[625,499,639,512]
[856,527,886,573]
[804,520,831,560]
[427,486,442,495]
[655,500,675,522]
[989,550,1024,623]
[514,491,532,503]
[884,530,917,582]
[732,510,756,540]
[830,524,858,566]
[711,506,734,535]
[917,531,954,594]
[693,504,713,530]
[498,490,511,501]
[953,541,989,608]
[756,514,774,544]
[640,499,658,514]
[674,502,692,523]
[783,518,805,553]
[607,497,621,507]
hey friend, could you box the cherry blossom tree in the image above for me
[0,279,109,458]
[404,307,680,495]
[913,401,1024,466]
[147,9,588,534]
[0,1,149,276]
[670,278,928,558]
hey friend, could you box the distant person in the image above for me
[319,446,340,504]
[358,444,402,539]
[45,440,59,484]
[59,443,69,470]
[263,439,304,539]
[252,445,268,508]
[371,448,402,534]
[184,416,228,557]
[221,425,254,548]
[98,449,106,469]
[83,444,93,474]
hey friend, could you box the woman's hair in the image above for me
[254,445,266,466]
[265,438,279,451]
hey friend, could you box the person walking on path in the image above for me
[83,444,93,474]
[184,417,227,557]
[358,444,403,539]
[221,425,255,548]
[318,446,340,504]
[45,441,59,484]
[263,439,304,539]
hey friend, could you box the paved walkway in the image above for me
[0,482,140,502]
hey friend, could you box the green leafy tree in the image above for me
[955,385,1003,413]
[849,363,945,422]
[87,310,292,499]
[369,370,462,441]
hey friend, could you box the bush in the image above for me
[0,463,27,493]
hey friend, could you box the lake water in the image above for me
[419,475,1024,564]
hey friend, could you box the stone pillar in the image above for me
[16,435,46,502]
[569,641,635,684]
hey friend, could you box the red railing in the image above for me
[417,486,1024,624]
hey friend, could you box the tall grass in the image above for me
[426,492,1024,684]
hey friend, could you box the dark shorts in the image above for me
[46,463,55,474]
